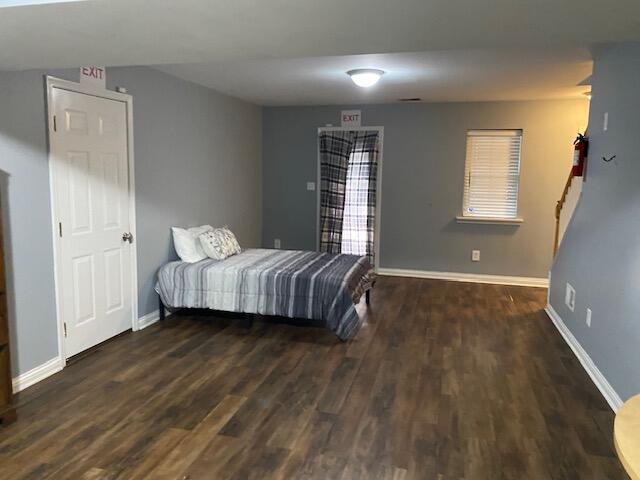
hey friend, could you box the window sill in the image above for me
[456,216,523,225]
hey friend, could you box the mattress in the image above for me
[156,248,375,340]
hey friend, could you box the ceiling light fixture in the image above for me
[347,69,384,88]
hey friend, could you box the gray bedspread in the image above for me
[155,249,376,340]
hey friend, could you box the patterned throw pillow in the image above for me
[199,227,241,260]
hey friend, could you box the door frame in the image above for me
[316,126,384,272]
[45,76,139,364]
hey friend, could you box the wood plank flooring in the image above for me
[0,277,628,479]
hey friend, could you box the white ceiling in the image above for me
[1,0,639,71]
[1,0,637,105]
[156,49,593,106]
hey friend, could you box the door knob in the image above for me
[122,232,134,243]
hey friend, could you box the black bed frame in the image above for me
[158,283,373,323]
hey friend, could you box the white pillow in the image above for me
[199,227,241,260]
[171,225,213,263]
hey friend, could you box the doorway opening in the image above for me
[317,127,383,268]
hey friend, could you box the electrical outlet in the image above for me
[586,308,592,327]
[306,182,316,191]
[565,283,576,312]
[471,250,480,262]
[274,238,281,249]
[603,112,609,131]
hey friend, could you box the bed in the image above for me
[156,248,376,340]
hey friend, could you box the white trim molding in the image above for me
[545,303,623,412]
[12,356,64,393]
[137,309,160,330]
[137,309,164,330]
[377,268,549,288]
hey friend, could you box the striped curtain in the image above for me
[319,130,379,266]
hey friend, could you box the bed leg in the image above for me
[365,281,376,306]
[159,295,165,321]
[241,313,254,329]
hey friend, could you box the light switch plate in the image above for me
[586,308,592,327]
[603,112,609,131]
[306,182,316,191]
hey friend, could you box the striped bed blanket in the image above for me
[156,249,376,340]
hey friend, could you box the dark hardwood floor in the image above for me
[0,277,628,479]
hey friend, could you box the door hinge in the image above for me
[53,115,57,132]
[58,222,63,237]
[63,322,67,338]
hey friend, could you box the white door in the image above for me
[50,87,133,358]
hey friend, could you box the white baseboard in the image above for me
[377,267,549,288]
[12,356,64,393]
[545,304,623,412]
[137,309,162,330]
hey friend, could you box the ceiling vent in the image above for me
[398,97,422,102]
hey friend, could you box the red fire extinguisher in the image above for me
[571,133,589,177]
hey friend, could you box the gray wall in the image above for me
[0,66,262,377]
[263,100,588,277]
[0,71,59,379]
[549,43,640,402]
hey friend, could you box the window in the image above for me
[462,129,522,220]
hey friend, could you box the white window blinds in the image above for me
[462,130,522,219]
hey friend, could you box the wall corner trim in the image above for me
[377,268,549,288]
[12,356,64,393]
[545,303,623,412]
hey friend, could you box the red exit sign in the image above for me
[341,110,361,127]
[80,66,106,88]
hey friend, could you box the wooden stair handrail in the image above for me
[553,173,574,257]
